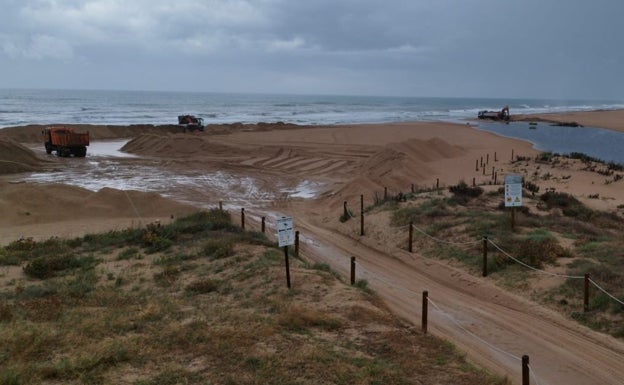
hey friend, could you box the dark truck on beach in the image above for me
[478,106,510,121]
[42,126,89,157]
[178,115,204,132]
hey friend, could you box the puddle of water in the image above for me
[20,140,321,208]
[86,140,137,158]
[288,180,322,198]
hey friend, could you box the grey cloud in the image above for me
[0,0,622,98]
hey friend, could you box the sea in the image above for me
[2,88,624,163]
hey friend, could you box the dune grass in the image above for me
[0,209,508,385]
[386,182,624,338]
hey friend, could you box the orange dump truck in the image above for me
[42,126,90,157]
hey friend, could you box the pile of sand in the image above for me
[0,137,45,174]
[330,137,469,204]
[0,181,196,227]
[121,133,238,157]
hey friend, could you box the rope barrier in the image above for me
[589,278,624,307]
[411,223,482,246]
[356,259,548,384]
[393,216,622,308]
[528,364,543,385]
[358,205,623,314]
[358,265,420,298]
[123,190,144,224]
[426,296,523,362]
[487,239,585,279]
[356,258,561,385]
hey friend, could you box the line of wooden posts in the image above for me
[343,184,596,314]
[226,200,540,384]
[226,176,597,313]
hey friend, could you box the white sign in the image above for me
[277,217,295,247]
[504,174,523,207]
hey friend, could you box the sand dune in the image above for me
[0,137,47,174]
[0,181,196,244]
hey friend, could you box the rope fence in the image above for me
[487,239,585,280]
[354,258,543,385]
[107,191,619,385]
[403,220,623,311]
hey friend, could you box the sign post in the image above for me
[504,174,523,230]
[277,217,295,288]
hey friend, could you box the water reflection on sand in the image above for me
[21,140,321,208]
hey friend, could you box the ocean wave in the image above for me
[1,89,623,128]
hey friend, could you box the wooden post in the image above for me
[584,273,590,312]
[494,172,497,185]
[411,183,415,193]
[422,291,429,334]
[384,186,388,200]
[436,178,439,190]
[241,208,245,230]
[475,159,479,172]
[295,231,300,257]
[219,201,223,211]
[480,156,483,167]
[360,194,364,236]
[483,236,488,277]
[522,355,530,385]
[482,165,486,175]
[408,221,414,253]
[486,153,489,164]
[261,216,266,233]
[350,257,356,285]
[343,201,348,219]
[494,151,497,162]
[492,166,495,178]
[472,177,476,187]
[284,246,291,289]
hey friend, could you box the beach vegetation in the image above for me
[446,181,483,206]
[377,181,624,337]
[0,211,507,385]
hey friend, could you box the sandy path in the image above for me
[285,201,624,385]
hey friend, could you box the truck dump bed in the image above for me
[49,129,90,147]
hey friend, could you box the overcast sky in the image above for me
[1,0,623,99]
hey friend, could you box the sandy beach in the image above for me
[1,111,624,384]
[512,109,624,132]
[2,112,623,242]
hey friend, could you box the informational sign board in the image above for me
[277,217,295,247]
[504,174,523,207]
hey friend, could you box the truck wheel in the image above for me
[59,148,70,157]
[75,147,87,157]
[45,143,52,154]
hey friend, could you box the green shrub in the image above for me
[202,239,234,260]
[449,181,483,200]
[512,237,571,268]
[117,247,140,260]
[449,181,482,197]
[154,265,180,287]
[23,254,96,279]
[185,279,218,294]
